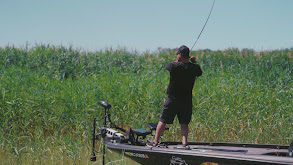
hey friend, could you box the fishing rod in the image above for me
[190,0,216,53]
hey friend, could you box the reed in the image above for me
[0,45,292,164]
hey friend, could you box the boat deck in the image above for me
[170,142,287,156]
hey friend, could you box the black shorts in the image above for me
[160,96,192,124]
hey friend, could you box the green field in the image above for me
[0,45,292,164]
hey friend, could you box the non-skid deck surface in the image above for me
[171,144,286,156]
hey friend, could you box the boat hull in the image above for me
[107,142,293,165]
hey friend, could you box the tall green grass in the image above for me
[0,45,292,164]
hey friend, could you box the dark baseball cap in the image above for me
[176,45,190,58]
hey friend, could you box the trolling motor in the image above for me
[90,101,112,164]
[90,101,128,164]
[90,101,169,163]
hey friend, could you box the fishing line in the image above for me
[190,0,216,52]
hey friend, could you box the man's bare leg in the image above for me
[181,124,189,146]
[154,121,166,144]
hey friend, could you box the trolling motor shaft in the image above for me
[90,117,97,161]
[289,140,293,157]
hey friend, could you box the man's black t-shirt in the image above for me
[166,62,202,100]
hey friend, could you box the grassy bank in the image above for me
[0,45,292,164]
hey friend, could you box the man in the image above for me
[149,45,202,148]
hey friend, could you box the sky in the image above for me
[1,0,293,53]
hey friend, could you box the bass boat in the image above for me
[90,101,293,165]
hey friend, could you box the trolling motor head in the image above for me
[98,101,112,127]
[98,101,112,109]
